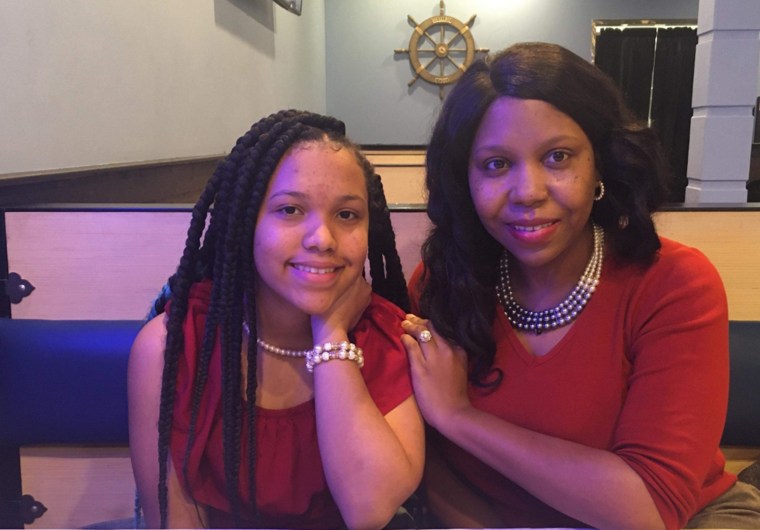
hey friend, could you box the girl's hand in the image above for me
[401,314,471,429]
[310,276,372,345]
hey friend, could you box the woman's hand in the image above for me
[311,276,372,345]
[401,314,471,429]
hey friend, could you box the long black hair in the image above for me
[420,42,670,385]
[153,109,408,527]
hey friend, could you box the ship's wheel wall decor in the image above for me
[395,1,489,100]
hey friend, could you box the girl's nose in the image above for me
[302,217,336,252]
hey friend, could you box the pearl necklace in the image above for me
[243,322,312,358]
[496,224,604,335]
[256,338,311,358]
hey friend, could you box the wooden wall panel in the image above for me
[20,447,134,529]
[4,209,431,320]
[655,210,760,321]
[366,150,427,205]
[5,211,190,320]
[4,208,758,321]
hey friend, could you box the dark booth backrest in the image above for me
[722,321,760,447]
[0,319,141,446]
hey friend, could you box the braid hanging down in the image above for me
[153,109,408,527]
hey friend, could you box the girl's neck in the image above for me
[254,301,313,351]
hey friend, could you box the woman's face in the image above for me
[468,96,599,274]
[254,141,369,318]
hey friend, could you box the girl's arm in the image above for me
[311,280,425,530]
[128,315,207,529]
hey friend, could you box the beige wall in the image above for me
[0,0,327,176]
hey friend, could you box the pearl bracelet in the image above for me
[305,340,364,373]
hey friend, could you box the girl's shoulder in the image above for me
[129,314,167,369]
[367,292,407,321]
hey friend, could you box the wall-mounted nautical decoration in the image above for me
[395,1,488,99]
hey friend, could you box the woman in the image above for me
[128,110,424,529]
[401,42,760,530]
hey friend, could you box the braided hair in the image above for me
[153,110,408,527]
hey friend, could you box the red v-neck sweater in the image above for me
[411,237,735,530]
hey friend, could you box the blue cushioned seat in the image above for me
[0,319,142,446]
[721,321,760,446]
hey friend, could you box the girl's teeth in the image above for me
[294,264,335,274]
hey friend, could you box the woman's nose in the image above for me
[509,163,548,205]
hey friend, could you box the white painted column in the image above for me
[685,0,760,203]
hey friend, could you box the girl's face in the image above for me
[254,141,369,319]
[468,96,599,275]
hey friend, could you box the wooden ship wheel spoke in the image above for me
[395,1,489,99]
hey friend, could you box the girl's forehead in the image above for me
[267,141,367,198]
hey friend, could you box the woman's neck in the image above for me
[509,225,596,311]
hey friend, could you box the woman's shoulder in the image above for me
[609,236,720,282]
[650,236,722,283]
[657,236,712,261]
[605,235,727,317]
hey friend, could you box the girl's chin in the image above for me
[289,298,338,318]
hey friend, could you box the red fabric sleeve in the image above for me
[611,240,733,530]
[353,293,414,415]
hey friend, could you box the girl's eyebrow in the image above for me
[268,190,367,203]
[268,190,308,200]
[335,194,366,203]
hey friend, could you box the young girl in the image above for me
[128,110,424,529]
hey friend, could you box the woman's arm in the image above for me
[311,280,425,530]
[423,435,505,528]
[128,315,207,529]
[402,243,728,530]
[401,319,665,530]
